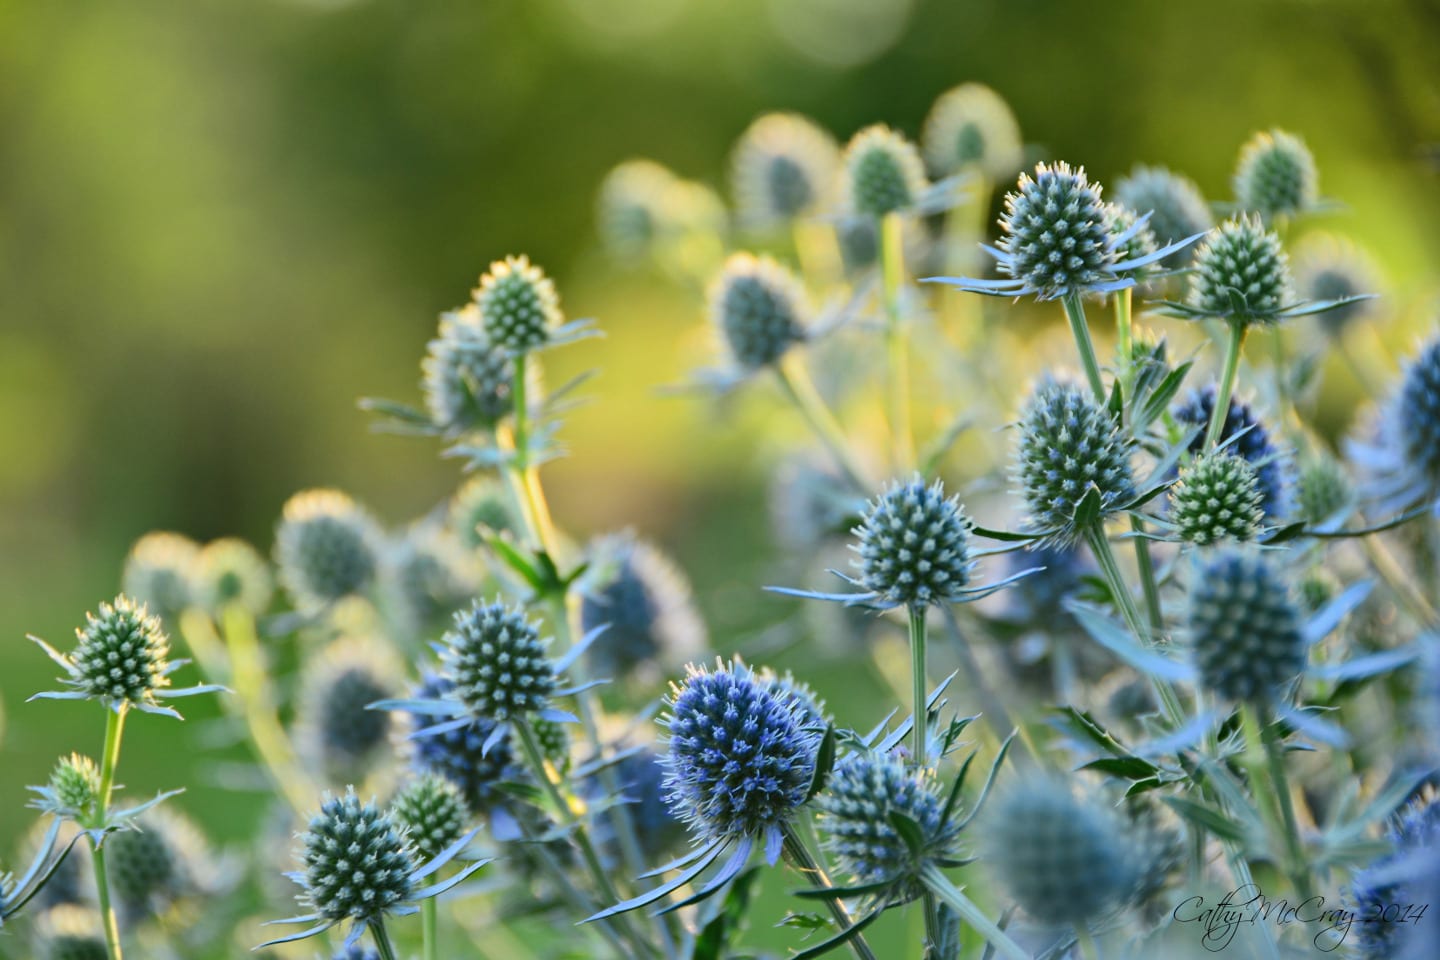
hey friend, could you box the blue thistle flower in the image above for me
[662,658,823,849]
[596,159,678,261]
[388,525,480,634]
[274,489,382,611]
[768,457,867,551]
[33,755,100,823]
[1169,452,1266,545]
[297,639,398,787]
[709,252,810,372]
[1113,165,1213,267]
[731,113,839,229]
[121,532,200,625]
[449,475,517,549]
[421,306,515,433]
[1292,234,1382,338]
[1234,129,1318,221]
[1186,215,1292,324]
[1174,385,1287,516]
[404,674,519,811]
[1349,794,1440,960]
[194,537,273,616]
[1349,335,1440,513]
[851,476,975,609]
[578,532,707,681]
[472,255,562,354]
[921,83,1022,180]
[609,748,686,860]
[816,752,959,899]
[1187,550,1305,705]
[1014,379,1136,544]
[442,600,557,722]
[390,775,470,864]
[842,125,928,219]
[105,807,215,920]
[1294,456,1353,526]
[984,779,1141,924]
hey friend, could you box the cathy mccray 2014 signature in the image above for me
[1171,884,1428,951]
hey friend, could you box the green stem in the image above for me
[1130,516,1166,635]
[512,351,530,470]
[92,705,127,960]
[370,918,399,960]
[1075,924,1101,960]
[781,826,880,960]
[1205,319,1247,451]
[422,898,438,960]
[880,212,914,470]
[1254,705,1315,901]
[908,604,928,767]
[1113,289,1134,395]
[773,363,869,492]
[919,863,1029,960]
[1062,292,1106,401]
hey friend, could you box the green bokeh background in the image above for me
[2,0,1438,954]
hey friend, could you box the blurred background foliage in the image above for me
[1,0,1438,946]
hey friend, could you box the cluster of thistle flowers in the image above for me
[589,87,1440,959]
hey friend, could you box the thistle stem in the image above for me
[908,604,929,767]
[1062,292,1106,401]
[92,705,128,960]
[1205,319,1248,451]
[421,898,438,960]
[1112,289,1165,634]
[370,918,399,960]
[773,362,869,492]
[1113,289,1134,395]
[919,862,1029,960]
[507,353,559,555]
[1245,704,1315,901]
[780,826,880,960]
[1075,925,1102,960]
[880,212,914,470]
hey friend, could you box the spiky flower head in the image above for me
[106,808,211,918]
[1169,452,1265,545]
[389,526,480,633]
[449,475,516,549]
[1234,129,1318,221]
[121,532,200,624]
[610,748,686,859]
[1295,457,1352,525]
[32,906,108,960]
[731,113,839,229]
[663,659,823,844]
[984,779,1140,924]
[274,489,382,610]
[579,532,706,680]
[297,639,398,787]
[421,306,515,433]
[1105,203,1159,284]
[390,775,469,864]
[70,597,171,708]
[596,159,678,260]
[851,476,974,608]
[996,162,1119,301]
[1396,337,1440,490]
[1185,215,1292,324]
[1174,386,1286,516]
[709,252,809,371]
[768,457,866,550]
[1349,794,1440,960]
[41,755,101,821]
[1188,551,1305,704]
[842,125,927,219]
[1015,380,1136,543]
[473,255,562,353]
[921,83,1022,180]
[1292,234,1381,338]
[817,752,959,898]
[295,790,415,924]
[441,600,556,721]
[194,537,273,615]
[1349,336,1440,513]
[1114,165,1213,267]
[405,674,519,811]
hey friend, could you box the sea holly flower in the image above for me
[1104,202,1159,286]
[28,904,108,957]
[421,306,517,435]
[925,162,1201,302]
[730,112,839,229]
[120,532,200,626]
[1114,165,1213,267]
[193,537,273,616]
[402,674,522,812]
[711,252,810,373]
[259,789,485,951]
[472,254,595,355]
[1233,128,1319,222]
[274,489,383,612]
[388,524,481,634]
[1348,794,1440,960]
[1291,233,1382,339]
[842,125,928,219]
[29,596,223,719]
[1167,452,1266,545]
[1348,335,1440,514]
[921,83,1022,181]
[595,159,679,261]
[105,807,222,921]
[296,637,400,788]
[1173,386,1288,517]
[390,775,470,864]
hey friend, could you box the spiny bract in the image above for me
[390,775,469,864]
[1174,385,1286,516]
[1113,165,1213,266]
[72,597,171,707]
[194,537,273,615]
[1188,551,1305,704]
[421,306,515,432]
[817,752,957,897]
[296,791,415,923]
[120,532,200,624]
[1234,128,1318,221]
[579,532,706,679]
[441,600,556,721]
[1015,380,1136,543]
[473,254,562,353]
[1185,215,1292,324]
[998,162,1114,300]
[921,82,1022,180]
[731,112,839,229]
[842,125,927,218]
[406,674,519,811]
[984,779,1140,924]
[1169,452,1265,545]
[852,476,974,608]
[662,659,822,843]
[274,489,381,610]
[709,252,809,371]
